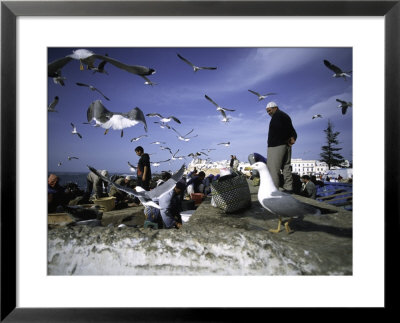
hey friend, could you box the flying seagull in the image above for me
[48,49,155,78]
[312,114,323,119]
[217,142,230,147]
[86,100,148,137]
[151,159,171,167]
[202,148,216,153]
[76,82,110,101]
[188,151,208,158]
[130,135,148,142]
[171,127,198,142]
[87,164,185,209]
[154,121,171,129]
[323,59,352,80]
[205,95,235,123]
[48,96,59,112]
[177,53,217,72]
[251,161,321,233]
[53,75,66,86]
[71,123,82,139]
[150,141,166,145]
[57,162,62,167]
[146,113,181,124]
[248,89,277,101]
[336,99,352,115]
[68,156,79,160]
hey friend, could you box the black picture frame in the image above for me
[1,1,398,321]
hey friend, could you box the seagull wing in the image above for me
[336,98,346,104]
[219,109,228,119]
[94,88,110,101]
[87,100,113,124]
[248,89,261,97]
[146,164,185,200]
[324,60,342,73]
[204,95,219,108]
[184,128,194,137]
[146,113,163,118]
[342,107,348,115]
[48,96,59,110]
[126,107,148,132]
[177,53,195,67]
[76,82,90,88]
[199,66,217,70]
[48,56,73,77]
[222,107,235,112]
[169,116,181,124]
[95,54,155,76]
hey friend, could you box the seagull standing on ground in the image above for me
[336,99,352,115]
[323,59,352,80]
[48,96,59,112]
[76,82,110,101]
[248,90,277,101]
[177,53,217,72]
[251,162,320,233]
[86,100,148,137]
[71,123,82,139]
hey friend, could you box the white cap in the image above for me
[266,101,278,109]
[125,175,132,180]
[100,170,108,177]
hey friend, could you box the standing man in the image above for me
[135,145,151,190]
[266,101,297,193]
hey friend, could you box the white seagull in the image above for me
[151,159,171,167]
[71,123,82,139]
[312,114,323,119]
[171,127,198,142]
[86,100,148,138]
[251,161,321,233]
[87,164,185,209]
[336,99,352,115]
[130,135,148,142]
[248,90,277,101]
[150,141,166,145]
[205,95,235,123]
[76,82,110,101]
[146,113,181,124]
[68,156,79,160]
[53,75,66,86]
[48,96,59,112]
[177,53,217,72]
[323,59,352,80]
[127,161,137,172]
[154,121,171,129]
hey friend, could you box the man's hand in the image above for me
[288,137,296,146]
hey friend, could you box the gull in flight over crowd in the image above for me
[171,127,198,142]
[48,96,59,112]
[86,100,148,137]
[312,114,323,119]
[205,95,234,123]
[130,135,148,142]
[146,113,181,124]
[336,99,352,115]
[217,142,230,147]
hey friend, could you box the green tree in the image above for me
[320,120,345,169]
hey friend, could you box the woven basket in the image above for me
[210,175,251,213]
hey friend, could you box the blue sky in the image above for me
[48,47,352,173]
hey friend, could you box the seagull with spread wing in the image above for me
[177,53,217,72]
[248,90,277,101]
[171,127,198,142]
[205,95,235,123]
[323,59,352,80]
[312,114,323,119]
[130,135,148,142]
[146,113,181,124]
[336,99,352,115]
[71,123,82,139]
[76,82,110,101]
[48,96,59,112]
[86,100,147,137]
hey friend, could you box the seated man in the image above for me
[109,175,140,206]
[300,175,317,199]
[144,181,186,229]
[48,174,67,213]
[85,169,109,199]
[186,171,206,195]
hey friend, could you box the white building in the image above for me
[291,158,351,176]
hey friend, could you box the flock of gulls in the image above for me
[49,49,352,233]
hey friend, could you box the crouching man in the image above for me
[144,181,186,229]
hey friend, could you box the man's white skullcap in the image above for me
[266,101,278,108]
[100,170,108,177]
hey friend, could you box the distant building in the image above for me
[291,158,351,176]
